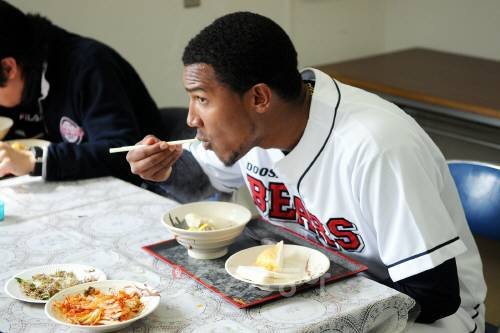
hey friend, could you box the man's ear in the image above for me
[247,83,272,114]
[0,57,19,80]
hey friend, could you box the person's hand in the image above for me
[126,135,183,182]
[0,142,36,177]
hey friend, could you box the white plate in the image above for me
[225,244,330,291]
[5,138,50,149]
[45,280,160,332]
[4,264,106,304]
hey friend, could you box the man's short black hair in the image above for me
[0,0,50,103]
[182,12,302,101]
[0,0,30,86]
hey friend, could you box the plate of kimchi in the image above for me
[45,280,160,332]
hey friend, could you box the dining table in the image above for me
[0,175,415,332]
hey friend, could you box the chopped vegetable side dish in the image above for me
[16,271,95,300]
[53,286,144,325]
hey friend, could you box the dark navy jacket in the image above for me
[0,24,162,184]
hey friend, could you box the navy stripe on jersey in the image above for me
[387,237,460,268]
[297,79,341,194]
[469,323,477,333]
[470,303,481,327]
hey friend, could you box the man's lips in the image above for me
[196,135,211,149]
[196,136,207,143]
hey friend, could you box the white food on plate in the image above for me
[235,265,307,284]
[255,240,284,271]
[237,241,310,284]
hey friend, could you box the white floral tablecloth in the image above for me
[0,176,415,332]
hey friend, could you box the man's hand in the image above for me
[126,135,183,182]
[0,142,36,177]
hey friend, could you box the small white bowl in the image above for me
[45,280,160,333]
[162,201,252,259]
[0,116,13,140]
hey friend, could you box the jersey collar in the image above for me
[273,68,341,194]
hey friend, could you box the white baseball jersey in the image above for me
[188,68,486,331]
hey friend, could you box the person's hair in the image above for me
[182,12,302,101]
[0,64,6,86]
[0,0,51,104]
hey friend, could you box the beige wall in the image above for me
[291,0,386,67]
[384,0,500,61]
[9,0,500,108]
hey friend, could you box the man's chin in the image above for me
[203,142,242,167]
[222,151,242,167]
[211,148,240,167]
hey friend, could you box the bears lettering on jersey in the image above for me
[269,182,295,220]
[247,174,267,212]
[327,218,365,251]
[246,173,365,253]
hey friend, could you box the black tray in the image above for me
[143,219,367,308]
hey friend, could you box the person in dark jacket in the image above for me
[0,1,165,184]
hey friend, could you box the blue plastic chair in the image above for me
[448,160,500,241]
[448,161,500,333]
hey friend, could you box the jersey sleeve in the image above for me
[186,141,244,192]
[357,146,467,282]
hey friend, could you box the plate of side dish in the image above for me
[4,264,106,303]
[225,241,330,291]
[45,280,160,332]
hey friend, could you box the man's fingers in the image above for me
[136,156,171,181]
[129,148,177,175]
[126,142,166,162]
[140,135,160,145]
[153,150,180,172]
[133,149,176,176]
[126,139,182,163]
[139,163,169,181]
[126,136,183,181]
[134,149,181,181]
[0,158,11,177]
[0,144,9,156]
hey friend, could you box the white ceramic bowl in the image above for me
[0,116,13,140]
[162,201,252,259]
[45,280,160,333]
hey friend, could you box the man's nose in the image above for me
[187,105,202,128]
